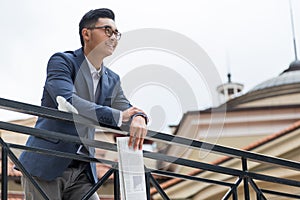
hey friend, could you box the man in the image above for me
[19,8,148,200]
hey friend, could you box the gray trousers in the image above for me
[21,162,100,200]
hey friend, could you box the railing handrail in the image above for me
[0,97,299,171]
[1,119,300,189]
[1,97,300,200]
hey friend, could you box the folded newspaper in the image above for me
[117,137,147,200]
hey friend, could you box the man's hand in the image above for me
[128,116,147,150]
[122,107,148,150]
[122,107,145,122]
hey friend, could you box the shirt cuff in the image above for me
[117,111,122,127]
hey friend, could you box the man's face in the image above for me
[83,18,119,57]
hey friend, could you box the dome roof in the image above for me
[249,60,300,93]
[220,60,300,108]
[281,60,300,73]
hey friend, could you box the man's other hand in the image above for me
[128,115,147,150]
[122,107,145,122]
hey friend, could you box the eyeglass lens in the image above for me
[105,27,121,40]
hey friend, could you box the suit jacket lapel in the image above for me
[74,48,94,102]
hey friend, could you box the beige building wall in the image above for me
[152,120,300,200]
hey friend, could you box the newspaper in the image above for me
[117,137,147,200]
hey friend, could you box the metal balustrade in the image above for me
[1,97,300,200]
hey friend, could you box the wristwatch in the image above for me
[131,112,149,125]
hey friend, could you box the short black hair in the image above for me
[79,8,115,46]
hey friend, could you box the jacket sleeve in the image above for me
[111,77,132,111]
[44,53,121,127]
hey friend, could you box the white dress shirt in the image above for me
[85,56,122,127]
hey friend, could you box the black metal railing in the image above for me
[1,97,300,200]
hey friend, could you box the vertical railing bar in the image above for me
[149,175,169,200]
[248,178,267,200]
[0,138,50,200]
[1,144,8,200]
[149,173,170,200]
[222,187,233,200]
[114,166,120,200]
[81,166,115,200]
[232,187,238,200]
[256,192,261,200]
[145,170,151,200]
[222,177,243,200]
[242,157,250,200]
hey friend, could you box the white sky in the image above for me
[0,0,299,133]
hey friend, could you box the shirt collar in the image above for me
[85,56,102,76]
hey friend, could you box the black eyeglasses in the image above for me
[87,25,121,40]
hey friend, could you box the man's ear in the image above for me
[82,28,90,42]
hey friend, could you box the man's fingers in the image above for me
[138,127,147,150]
[139,137,144,150]
[134,135,141,150]
[132,127,142,150]
[128,125,136,147]
[129,107,145,115]
[128,135,134,148]
[123,106,147,123]
[128,126,143,150]
[127,115,148,150]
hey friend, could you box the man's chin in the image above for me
[103,51,113,58]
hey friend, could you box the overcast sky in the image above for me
[0,0,299,133]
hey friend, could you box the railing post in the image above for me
[145,171,151,200]
[248,179,267,200]
[222,177,242,200]
[1,145,8,200]
[242,158,250,200]
[82,167,116,200]
[232,188,238,200]
[257,193,261,200]
[114,168,120,200]
[149,173,170,200]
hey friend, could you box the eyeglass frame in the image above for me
[87,25,122,40]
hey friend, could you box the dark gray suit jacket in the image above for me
[19,48,131,183]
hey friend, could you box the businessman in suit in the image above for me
[19,8,148,200]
